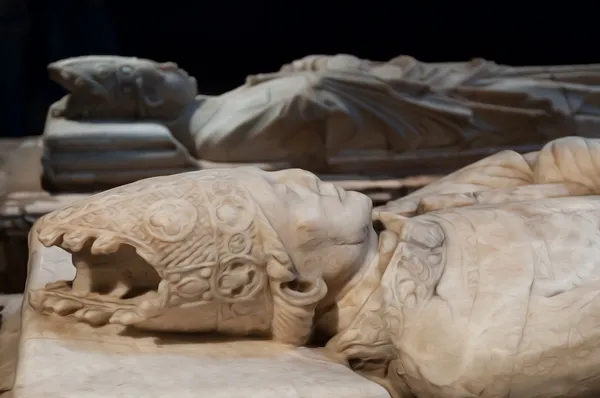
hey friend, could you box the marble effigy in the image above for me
[10,136,600,397]
[41,54,600,191]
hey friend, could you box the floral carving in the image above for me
[144,199,198,242]
[214,195,256,234]
[213,257,264,303]
[228,233,251,255]
[175,277,210,299]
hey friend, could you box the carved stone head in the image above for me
[48,55,198,120]
[30,167,375,345]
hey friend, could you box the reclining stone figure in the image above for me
[29,136,600,397]
[42,54,600,191]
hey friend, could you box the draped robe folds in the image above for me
[329,137,600,398]
[189,55,600,162]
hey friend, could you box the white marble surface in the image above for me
[0,294,22,398]
[10,240,389,398]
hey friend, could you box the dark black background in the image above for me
[3,0,598,136]
[110,2,596,94]
[113,2,597,94]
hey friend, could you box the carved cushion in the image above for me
[9,236,390,398]
[43,117,179,152]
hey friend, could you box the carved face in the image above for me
[30,167,374,345]
[48,55,198,120]
[259,169,376,284]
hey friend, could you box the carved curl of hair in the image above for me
[259,220,328,346]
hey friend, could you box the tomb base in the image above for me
[6,236,390,398]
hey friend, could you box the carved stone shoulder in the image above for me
[328,213,446,396]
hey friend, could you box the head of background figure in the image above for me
[48,55,198,120]
[31,167,375,345]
